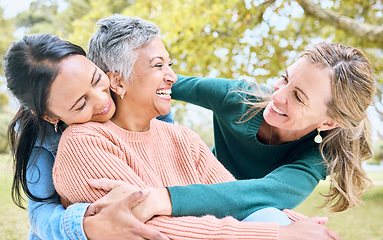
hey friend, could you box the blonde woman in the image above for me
[93,42,375,225]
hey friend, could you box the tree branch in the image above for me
[297,0,383,47]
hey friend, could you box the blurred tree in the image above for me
[0,7,14,110]
[57,0,134,48]
[14,0,59,34]
[11,0,383,143]
[370,140,383,164]
[13,0,383,83]
[0,7,16,74]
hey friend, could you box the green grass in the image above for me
[294,182,383,240]
[1,153,382,239]
[0,154,29,240]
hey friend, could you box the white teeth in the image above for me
[271,102,286,116]
[156,89,172,95]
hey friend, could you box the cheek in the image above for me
[70,110,93,124]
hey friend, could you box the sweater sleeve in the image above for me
[53,132,280,239]
[168,149,326,220]
[172,75,237,111]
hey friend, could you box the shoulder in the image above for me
[34,124,62,155]
[227,80,272,102]
[59,121,111,145]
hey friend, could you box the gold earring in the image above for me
[54,122,58,133]
[314,128,322,144]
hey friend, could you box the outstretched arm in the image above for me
[168,150,326,220]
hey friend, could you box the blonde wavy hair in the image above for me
[241,42,376,212]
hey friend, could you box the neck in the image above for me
[111,99,153,132]
[259,121,313,145]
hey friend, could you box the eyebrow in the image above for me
[286,69,309,101]
[69,67,97,111]
[150,56,164,63]
[149,55,171,64]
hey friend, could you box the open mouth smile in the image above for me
[156,89,172,99]
[95,100,111,116]
[271,101,287,116]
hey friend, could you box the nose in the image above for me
[164,65,177,84]
[272,83,287,104]
[91,88,108,110]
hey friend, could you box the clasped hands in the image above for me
[86,178,171,222]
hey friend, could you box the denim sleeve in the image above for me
[27,147,90,240]
[156,111,174,123]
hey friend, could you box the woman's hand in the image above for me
[280,217,341,240]
[83,190,169,240]
[88,178,172,222]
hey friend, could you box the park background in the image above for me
[0,0,382,239]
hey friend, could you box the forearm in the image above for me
[147,215,279,240]
[168,160,325,220]
[172,75,235,110]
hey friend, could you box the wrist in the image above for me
[152,187,172,216]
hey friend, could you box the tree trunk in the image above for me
[297,0,383,48]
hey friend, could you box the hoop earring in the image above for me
[314,128,322,144]
[54,122,58,133]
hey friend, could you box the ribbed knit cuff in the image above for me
[62,203,90,240]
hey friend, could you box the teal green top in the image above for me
[167,75,327,220]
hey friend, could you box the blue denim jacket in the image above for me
[26,113,173,240]
[27,124,90,240]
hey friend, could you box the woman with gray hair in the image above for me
[84,16,375,228]
[6,15,341,239]
[6,33,170,240]
[52,15,339,239]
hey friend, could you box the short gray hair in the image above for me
[88,14,160,81]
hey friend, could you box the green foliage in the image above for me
[7,0,383,138]
[9,0,383,81]
[370,140,383,164]
[0,92,9,109]
[14,0,59,34]
[0,113,12,154]
[0,8,16,75]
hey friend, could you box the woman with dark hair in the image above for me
[6,34,169,240]
[5,22,339,239]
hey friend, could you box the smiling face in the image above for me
[45,55,116,125]
[263,57,335,134]
[121,37,177,120]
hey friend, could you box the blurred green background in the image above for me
[0,0,382,239]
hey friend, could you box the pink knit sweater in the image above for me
[53,119,301,239]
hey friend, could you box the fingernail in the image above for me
[141,188,150,195]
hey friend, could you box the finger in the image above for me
[87,178,125,191]
[121,189,151,210]
[84,204,98,217]
[307,216,328,225]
